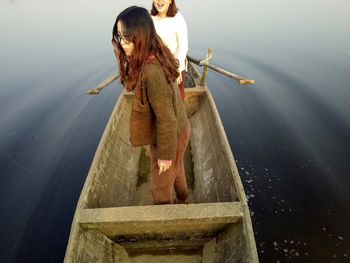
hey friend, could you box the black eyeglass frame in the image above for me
[114,33,131,45]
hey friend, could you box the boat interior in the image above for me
[66,86,255,262]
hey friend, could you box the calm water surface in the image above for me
[1,0,349,262]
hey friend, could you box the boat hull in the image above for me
[64,75,258,262]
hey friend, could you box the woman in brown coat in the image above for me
[112,6,190,204]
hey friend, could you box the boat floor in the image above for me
[128,252,202,262]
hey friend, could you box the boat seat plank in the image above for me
[79,202,242,224]
[78,202,243,240]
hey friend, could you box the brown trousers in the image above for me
[150,123,191,204]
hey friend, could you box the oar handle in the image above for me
[239,79,256,85]
[186,55,255,85]
[85,74,120,95]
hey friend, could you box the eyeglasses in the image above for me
[114,33,131,45]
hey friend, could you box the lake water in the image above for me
[0,0,349,262]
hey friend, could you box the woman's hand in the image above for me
[176,72,183,85]
[158,159,173,174]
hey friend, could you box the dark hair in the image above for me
[150,0,178,17]
[112,6,179,91]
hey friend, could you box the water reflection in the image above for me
[203,44,350,260]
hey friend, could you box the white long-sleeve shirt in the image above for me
[152,12,188,72]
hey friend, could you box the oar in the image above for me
[85,74,120,95]
[85,51,254,95]
[186,53,255,85]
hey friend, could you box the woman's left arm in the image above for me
[146,67,178,161]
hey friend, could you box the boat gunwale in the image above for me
[189,84,258,262]
[64,90,127,263]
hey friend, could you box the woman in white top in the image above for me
[151,0,188,99]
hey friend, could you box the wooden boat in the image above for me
[64,62,259,262]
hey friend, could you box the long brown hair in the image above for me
[112,6,179,91]
[150,0,178,17]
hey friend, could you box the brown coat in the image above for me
[131,60,189,160]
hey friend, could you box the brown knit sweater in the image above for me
[132,60,189,160]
